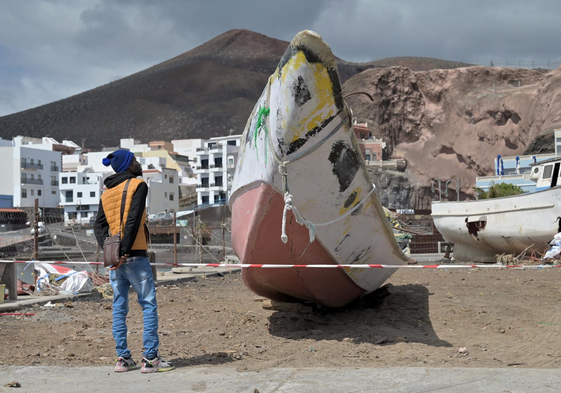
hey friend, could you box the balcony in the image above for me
[208,143,223,151]
[50,166,59,172]
[21,178,43,185]
[21,162,43,170]
[51,180,59,187]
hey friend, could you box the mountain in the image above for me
[0,29,469,148]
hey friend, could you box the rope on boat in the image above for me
[3,260,561,270]
[257,103,360,244]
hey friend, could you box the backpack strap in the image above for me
[119,179,132,234]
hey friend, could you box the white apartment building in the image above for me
[172,138,204,161]
[194,135,241,206]
[143,167,179,214]
[59,171,104,225]
[0,137,63,208]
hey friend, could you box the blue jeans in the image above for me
[109,256,159,359]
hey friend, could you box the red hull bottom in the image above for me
[231,183,365,308]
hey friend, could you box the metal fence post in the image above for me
[173,211,177,268]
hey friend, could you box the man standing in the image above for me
[94,149,173,373]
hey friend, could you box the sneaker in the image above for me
[140,354,174,373]
[114,356,137,372]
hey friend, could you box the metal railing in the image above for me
[21,178,43,185]
[21,162,43,170]
[50,166,59,171]
[51,180,59,186]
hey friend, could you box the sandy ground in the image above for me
[1,267,560,370]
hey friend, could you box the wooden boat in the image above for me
[228,30,408,307]
[432,157,561,262]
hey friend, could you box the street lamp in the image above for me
[444,177,461,201]
[430,179,443,202]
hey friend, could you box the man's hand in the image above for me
[108,254,129,270]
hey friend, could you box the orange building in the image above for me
[353,123,386,161]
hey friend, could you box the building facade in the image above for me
[59,171,104,225]
[0,137,62,208]
[143,168,179,215]
[194,135,241,206]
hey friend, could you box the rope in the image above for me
[179,223,224,264]
[259,107,359,244]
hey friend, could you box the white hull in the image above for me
[230,30,408,301]
[432,187,561,262]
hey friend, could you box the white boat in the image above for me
[432,157,561,262]
[229,30,408,307]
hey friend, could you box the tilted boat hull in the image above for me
[432,187,561,262]
[231,182,365,308]
[229,30,408,307]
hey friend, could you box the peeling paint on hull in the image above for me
[231,182,365,308]
[229,30,408,307]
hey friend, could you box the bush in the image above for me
[474,183,524,199]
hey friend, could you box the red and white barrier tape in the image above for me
[1,260,560,269]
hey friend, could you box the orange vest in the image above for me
[101,178,148,251]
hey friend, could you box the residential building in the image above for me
[353,122,386,161]
[143,167,179,214]
[0,136,63,208]
[194,135,241,206]
[59,171,104,225]
[62,153,88,172]
[172,138,204,161]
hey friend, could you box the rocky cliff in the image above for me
[346,66,561,209]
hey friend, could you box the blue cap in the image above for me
[102,149,134,173]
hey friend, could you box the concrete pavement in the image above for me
[2,366,560,393]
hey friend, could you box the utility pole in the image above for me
[33,198,39,260]
[222,217,226,262]
[173,211,177,268]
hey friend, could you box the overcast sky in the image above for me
[1,0,560,116]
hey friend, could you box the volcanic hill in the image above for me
[0,29,471,149]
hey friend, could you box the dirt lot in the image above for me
[1,267,560,370]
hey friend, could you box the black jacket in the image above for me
[94,172,148,257]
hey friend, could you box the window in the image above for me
[51,191,56,195]
[169,176,174,184]
[90,191,95,197]
[70,177,76,184]
[169,194,174,201]
[38,160,42,165]
[30,189,34,196]
[62,177,68,184]
[164,174,168,179]
[543,165,553,179]
[77,192,82,198]
[38,190,42,196]
[227,140,237,146]
[164,192,168,198]
[21,189,27,198]
[65,190,73,203]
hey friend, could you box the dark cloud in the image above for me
[1,0,561,116]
